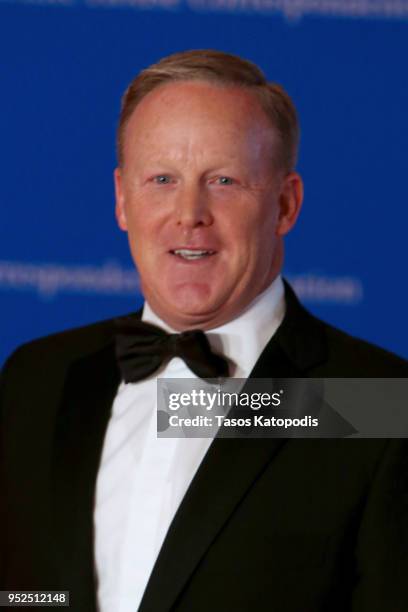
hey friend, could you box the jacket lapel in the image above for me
[139,281,329,612]
[51,340,121,611]
[139,435,287,612]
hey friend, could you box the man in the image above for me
[1,50,407,612]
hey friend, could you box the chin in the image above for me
[166,281,216,310]
[148,284,227,327]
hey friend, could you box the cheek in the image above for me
[224,211,262,249]
[125,216,157,266]
[229,214,275,267]
[123,185,164,220]
[124,197,163,241]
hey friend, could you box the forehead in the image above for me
[134,80,264,117]
[122,80,276,158]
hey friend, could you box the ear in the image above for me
[114,167,128,231]
[276,172,304,236]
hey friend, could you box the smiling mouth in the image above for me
[170,249,216,261]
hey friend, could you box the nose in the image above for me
[175,183,213,229]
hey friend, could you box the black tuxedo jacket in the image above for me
[1,283,408,612]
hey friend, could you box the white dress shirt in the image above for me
[94,275,286,612]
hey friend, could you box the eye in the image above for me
[217,176,234,185]
[153,175,171,184]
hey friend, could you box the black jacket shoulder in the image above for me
[311,315,408,377]
[0,315,125,405]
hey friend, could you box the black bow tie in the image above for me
[114,317,229,383]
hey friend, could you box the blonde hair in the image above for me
[117,49,299,172]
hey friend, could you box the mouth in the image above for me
[169,248,217,261]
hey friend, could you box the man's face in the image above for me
[115,81,302,330]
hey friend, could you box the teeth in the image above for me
[173,249,214,260]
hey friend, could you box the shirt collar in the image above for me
[142,275,286,378]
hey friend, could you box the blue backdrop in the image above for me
[1,0,407,366]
